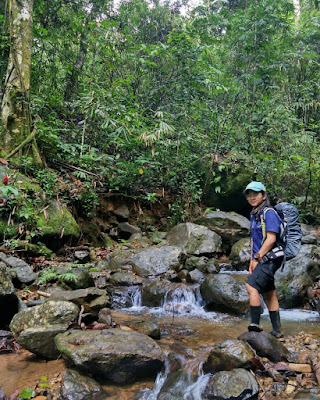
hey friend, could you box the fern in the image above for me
[38,268,57,285]
[57,272,77,283]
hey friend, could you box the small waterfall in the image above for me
[130,286,143,309]
[162,284,205,316]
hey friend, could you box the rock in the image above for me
[4,256,38,284]
[10,300,79,337]
[200,274,249,314]
[142,279,176,307]
[166,222,222,255]
[110,272,143,286]
[157,370,197,400]
[187,269,205,283]
[118,222,141,239]
[60,369,108,400]
[206,258,220,274]
[49,288,110,313]
[53,265,95,289]
[196,211,250,248]
[238,331,292,363]
[0,262,25,328]
[202,368,259,400]
[98,308,113,327]
[288,363,312,373]
[149,231,167,244]
[16,324,69,359]
[229,238,251,269]
[107,248,137,272]
[108,286,141,309]
[74,251,91,264]
[129,321,160,340]
[129,246,182,276]
[36,200,80,247]
[113,205,130,220]
[275,248,320,308]
[203,339,255,374]
[302,234,318,245]
[185,256,209,272]
[55,329,164,384]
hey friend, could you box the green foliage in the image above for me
[38,267,77,285]
[18,389,35,400]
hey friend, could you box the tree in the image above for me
[1,0,42,165]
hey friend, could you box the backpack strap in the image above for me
[260,207,275,243]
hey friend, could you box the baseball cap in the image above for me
[243,181,266,194]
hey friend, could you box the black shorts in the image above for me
[246,258,282,294]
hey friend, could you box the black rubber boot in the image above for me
[248,306,263,332]
[269,310,284,338]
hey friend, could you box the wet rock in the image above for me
[129,321,160,340]
[129,246,182,276]
[229,238,251,269]
[49,288,110,313]
[0,263,25,328]
[157,370,197,400]
[107,286,141,309]
[55,329,164,384]
[275,248,320,308]
[3,256,38,284]
[166,222,222,255]
[142,279,177,307]
[238,331,292,363]
[200,274,249,314]
[203,368,259,400]
[10,300,79,337]
[206,258,220,274]
[60,369,108,400]
[196,211,250,249]
[110,272,142,286]
[203,339,255,374]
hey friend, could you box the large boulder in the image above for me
[60,369,108,400]
[53,265,95,289]
[203,339,255,374]
[55,329,165,384]
[142,279,175,307]
[200,274,249,314]
[110,272,143,286]
[202,368,259,400]
[275,247,320,308]
[196,211,250,248]
[129,246,182,276]
[166,223,222,255]
[10,300,79,338]
[0,262,25,328]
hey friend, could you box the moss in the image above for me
[37,201,80,238]
[0,165,41,194]
[0,220,17,239]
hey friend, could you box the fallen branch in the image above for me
[51,160,99,178]
[37,290,51,298]
[7,129,37,159]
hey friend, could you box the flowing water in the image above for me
[0,280,319,398]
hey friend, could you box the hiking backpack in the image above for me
[262,202,302,261]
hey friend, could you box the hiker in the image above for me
[244,181,284,338]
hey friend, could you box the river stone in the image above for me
[187,269,205,283]
[107,248,138,272]
[0,263,24,328]
[16,324,69,359]
[129,321,161,340]
[110,272,143,286]
[275,248,320,308]
[196,211,250,247]
[3,256,38,284]
[200,274,249,314]
[129,246,182,276]
[238,331,291,362]
[229,238,251,269]
[203,339,255,374]
[55,329,165,384]
[157,370,197,400]
[60,369,108,400]
[185,256,209,272]
[203,368,259,400]
[166,223,222,255]
[49,288,110,313]
[10,300,79,337]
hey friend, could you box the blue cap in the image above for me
[243,181,266,194]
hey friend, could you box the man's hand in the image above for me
[249,259,259,274]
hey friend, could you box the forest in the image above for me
[1,0,320,230]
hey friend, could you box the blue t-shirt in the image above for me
[250,209,282,259]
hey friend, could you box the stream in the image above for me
[0,275,319,399]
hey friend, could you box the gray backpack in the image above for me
[263,202,302,261]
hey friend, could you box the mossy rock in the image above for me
[0,165,40,194]
[37,201,80,241]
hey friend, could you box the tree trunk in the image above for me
[1,0,42,165]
